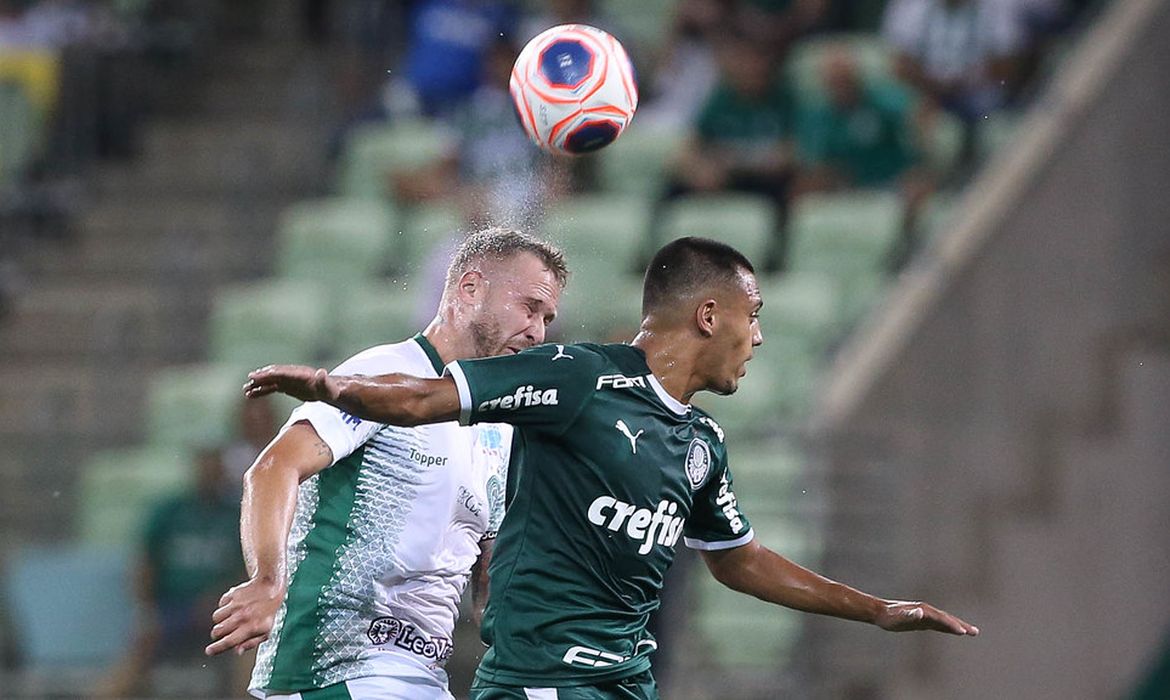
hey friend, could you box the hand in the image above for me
[875,600,980,636]
[205,577,287,657]
[245,365,336,403]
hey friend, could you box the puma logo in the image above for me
[614,420,644,454]
[551,345,574,361]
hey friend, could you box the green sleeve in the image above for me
[445,343,604,434]
[683,449,755,550]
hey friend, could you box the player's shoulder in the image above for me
[516,341,624,366]
[333,338,429,375]
[690,405,728,448]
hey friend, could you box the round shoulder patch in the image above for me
[685,438,712,491]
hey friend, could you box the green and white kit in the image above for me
[250,336,511,699]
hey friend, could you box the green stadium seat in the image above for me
[544,193,652,265]
[554,267,643,344]
[978,112,1020,161]
[694,336,818,434]
[788,190,901,278]
[275,197,398,291]
[4,544,134,670]
[0,82,39,185]
[77,446,192,545]
[599,0,675,55]
[146,363,246,449]
[395,202,465,272]
[758,271,842,354]
[338,120,455,200]
[209,279,330,370]
[660,194,777,265]
[598,122,685,196]
[925,111,966,176]
[330,281,425,360]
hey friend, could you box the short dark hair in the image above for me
[446,227,569,289]
[642,237,755,316]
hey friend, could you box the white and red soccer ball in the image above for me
[509,24,638,156]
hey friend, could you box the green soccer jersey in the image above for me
[445,343,754,687]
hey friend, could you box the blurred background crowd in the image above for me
[1,0,1168,698]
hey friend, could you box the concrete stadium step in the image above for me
[0,281,208,363]
[19,198,278,283]
[0,363,146,443]
[94,119,327,198]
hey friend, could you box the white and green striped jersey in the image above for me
[249,335,511,698]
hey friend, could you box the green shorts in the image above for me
[470,671,659,700]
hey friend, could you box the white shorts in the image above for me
[257,675,454,700]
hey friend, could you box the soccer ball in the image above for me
[509,24,638,156]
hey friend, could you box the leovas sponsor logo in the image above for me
[715,473,745,534]
[587,496,686,554]
[477,385,558,412]
[595,373,648,390]
[367,615,453,663]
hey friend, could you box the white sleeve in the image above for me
[279,348,394,465]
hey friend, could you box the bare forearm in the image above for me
[330,374,460,426]
[707,543,884,624]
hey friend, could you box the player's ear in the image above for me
[695,299,717,337]
[457,270,485,304]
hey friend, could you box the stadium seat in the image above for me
[208,279,331,370]
[396,202,465,272]
[275,197,398,292]
[599,0,675,55]
[598,122,685,197]
[544,193,652,265]
[0,82,39,185]
[330,281,426,361]
[146,363,246,449]
[554,267,643,344]
[757,272,842,354]
[77,446,192,545]
[694,336,819,435]
[660,194,777,265]
[337,120,455,200]
[925,111,966,176]
[788,190,901,278]
[3,544,134,671]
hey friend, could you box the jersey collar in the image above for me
[412,333,447,376]
[647,373,691,416]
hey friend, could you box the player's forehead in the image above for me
[491,252,562,305]
[731,267,762,309]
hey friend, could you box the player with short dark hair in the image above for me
[244,236,978,700]
[206,228,567,700]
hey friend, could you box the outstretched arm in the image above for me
[700,540,978,636]
[244,365,461,426]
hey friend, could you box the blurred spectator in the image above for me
[393,0,520,118]
[638,0,726,129]
[795,47,934,265]
[392,37,567,222]
[101,449,246,697]
[519,0,615,42]
[883,0,1027,163]
[651,33,795,271]
[221,394,278,496]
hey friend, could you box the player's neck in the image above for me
[630,328,701,404]
[421,315,475,365]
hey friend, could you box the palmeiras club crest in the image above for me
[685,438,711,490]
